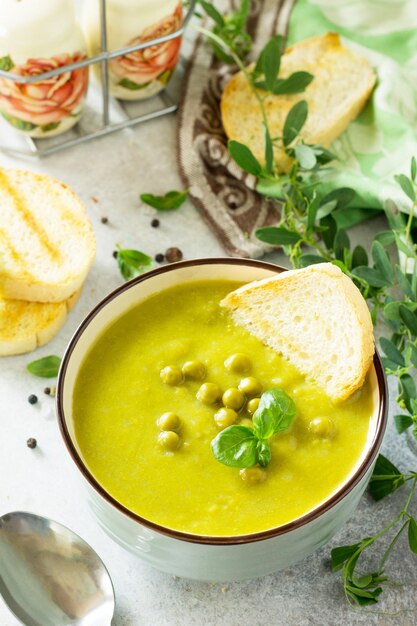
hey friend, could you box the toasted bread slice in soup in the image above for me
[0,288,81,356]
[0,169,95,302]
[221,263,374,401]
[221,33,376,171]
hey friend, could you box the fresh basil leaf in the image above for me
[371,241,394,285]
[116,248,153,281]
[257,388,296,434]
[253,407,276,440]
[228,140,262,176]
[394,414,413,434]
[140,190,188,211]
[283,100,308,147]
[330,543,361,571]
[408,517,417,554]
[379,337,405,366]
[350,266,389,288]
[211,425,258,468]
[394,174,416,202]
[352,245,368,268]
[264,123,274,175]
[399,305,417,335]
[199,0,225,26]
[256,226,302,246]
[27,355,61,378]
[294,144,317,170]
[257,439,271,467]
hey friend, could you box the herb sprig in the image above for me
[27,355,61,378]
[200,0,417,607]
[140,189,188,211]
[211,388,296,468]
[115,246,153,280]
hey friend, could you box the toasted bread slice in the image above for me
[0,288,82,356]
[0,168,95,302]
[221,33,376,171]
[221,263,374,400]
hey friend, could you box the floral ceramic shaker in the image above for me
[83,0,182,100]
[0,0,88,137]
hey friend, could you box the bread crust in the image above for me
[0,168,95,302]
[221,33,376,171]
[221,263,375,400]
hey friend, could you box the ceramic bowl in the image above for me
[57,258,388,582]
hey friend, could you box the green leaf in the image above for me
[140,190,188,211]
[351,266,389,288]
[352,574,373,589]
[352,245,368,268]
[256,71,313,95]
[398,373,417,414]
[393,232,416,258]
[264,123,274,175]
[406,340,417,368]
[27,355,62,378]
[255,388,296,435]
[384,300,417,321]
[394,414,413,434]
[119,78,151,90]
[211,425,257,468]
[254,34,283,79]
[315,200,338,221]
[411,156,417,182]
[371,241,394,285]
[408,518,417,554]
[116,247,153,281]
[0,54,14,71]
[320,187,356,212]
[261,36,283,91]
[283,100,308,147]
[395,174,416,202]
[298,254,327,268]
[399,305,417,335]
[369,453,405,501]
[306,194,320,231]
[294,144,317,170]
[199,0,225,26]
[41,122,60,132]
[228,140,262,176]
[374,230,395,247]
[379,337,405,366]
[330,543,361,571]
[257,439,272,467]
[381,356,401,372]
[256,226,302,246]
[334,229,350,261]
[396,266,414,300]
[320,214,337,250]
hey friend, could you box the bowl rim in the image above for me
[57,257,388,546]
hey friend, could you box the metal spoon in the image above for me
[0,511,115,626]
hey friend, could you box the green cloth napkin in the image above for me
[285,0,417,225]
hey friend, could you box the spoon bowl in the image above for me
[0,511,115,626]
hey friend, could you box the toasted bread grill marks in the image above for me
[0,170,62,263]
[0,226,34,281]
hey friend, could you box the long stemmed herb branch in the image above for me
[199,0,417,608]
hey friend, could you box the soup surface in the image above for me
[73,280,374,536]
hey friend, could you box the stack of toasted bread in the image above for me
[0,169,96,355]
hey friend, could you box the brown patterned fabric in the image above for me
[177,0,295,258]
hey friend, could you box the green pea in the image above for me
[222,387,245,411]
[239,466,267,484]
[309,417,336,439]
[182,360,206,381]
[157,412,181,432]
[238,377,262,396]
[214,407,238,429]
[239,417,253,428]
[224,353,252,374]
[157,430,181,451]
[247,398,260,415]
[196,382,222,404]
[160,366,183,386]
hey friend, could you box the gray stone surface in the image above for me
[1,97,417,626]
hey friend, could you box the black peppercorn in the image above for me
[101,217,109,224]
[28,394,38,405]
[165,247,183,263]
[44,387,51,395]
[112,250,118,258]
[155,253,165,263]
[27,438,37,449]
[151,218,160,228]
